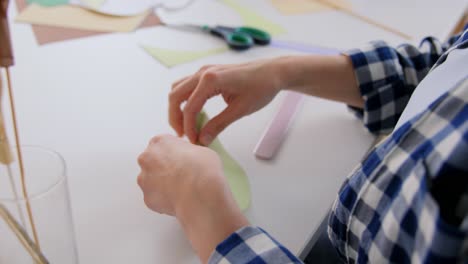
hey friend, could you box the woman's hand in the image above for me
[168,55,361,146]
[137,135,248,263]
[169,59,284,145]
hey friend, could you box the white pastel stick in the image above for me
[254,91,304,159]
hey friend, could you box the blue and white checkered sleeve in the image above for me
[208,226,303,264]
[344,37,448,134]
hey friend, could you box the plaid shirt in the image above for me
[209,25,468,264]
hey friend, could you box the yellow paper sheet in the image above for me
[143,0,285,67]
[142,46,229,67]
[197,111,251,211]
[15,3,148,32]
[220,0,286,35]
[80,0,106,9]
[271,0,351,15]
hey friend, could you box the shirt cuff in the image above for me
[344,41,411,135]
[208,226,302,264]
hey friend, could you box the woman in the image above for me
[137,25,468,263]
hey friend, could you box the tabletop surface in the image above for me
[6,0,467,263]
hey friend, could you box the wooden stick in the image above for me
[7,164,27,226]
[0,203,49,264]
[0,71,26,227]
[314,0,412,40]
[4,67,41,249]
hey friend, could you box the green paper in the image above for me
[142,46,229,67]
[220,0,286,36]
[197,111,251,211]
[27,0,69,7]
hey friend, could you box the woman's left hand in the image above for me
[137,135,248,263]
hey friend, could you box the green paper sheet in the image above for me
[220,0,286,35]
[197,111,251,211]
[27,0,68,6]
[142,46,229,67]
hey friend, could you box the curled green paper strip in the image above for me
[27,0,69,7]
[196,111,251,211]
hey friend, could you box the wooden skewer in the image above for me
[314,0,413,40]
[0,71,26,227]
[4,67,41,250]
[6,164,27,226]
[0,204,49,264]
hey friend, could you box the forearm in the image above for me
[272,55,363,108]
[176,182,249,264]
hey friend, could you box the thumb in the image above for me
[199,104,243,146]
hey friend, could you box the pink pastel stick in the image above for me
[254,91,304,160]
[254,44,339,160]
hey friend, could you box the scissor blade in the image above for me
[163,22,210,34]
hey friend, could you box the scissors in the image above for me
[167,23,272,50]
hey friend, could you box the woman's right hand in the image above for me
[168,58,284,146]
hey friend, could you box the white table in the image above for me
[7,0,466,263]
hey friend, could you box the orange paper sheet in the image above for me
[16,4,149,32]
[15,0,161,45]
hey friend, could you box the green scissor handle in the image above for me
[224,31,254,50]
[206,25,271,50]
[234,26,271,45]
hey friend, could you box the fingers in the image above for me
[169,76,201,136]
[168,65,216,137]
[171,75,190,90]
[199,103,244,146]
[183,71,219,143]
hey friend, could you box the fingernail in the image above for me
[200,133,213,146]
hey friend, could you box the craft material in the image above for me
[0,0,24,231]
[164,23,271,50]
[15,0,161,45]
[142,39,339,67]
[220,0,285,35]
[197,111,251,210]
[314,0,412,40]
[1,0,41,252]
[4,68,41,248]
[270,0,351,15]
[142,46,228,67]
[0,71,26,229]
[27,0,66,6]
[79,0,105,9]
[144,0,284,66]
[70,0,197,17]
[254,92,304,159]
[254,46,340,160]
[0,204,49,264]
[16,3,150,32]
[270,40,339,54]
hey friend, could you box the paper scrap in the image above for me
[220,0,286,35]
[270,0,351,15]
[197,111,251,211]
[27,0,68,7]
[15,3,149,33]
[142,46,228,67]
